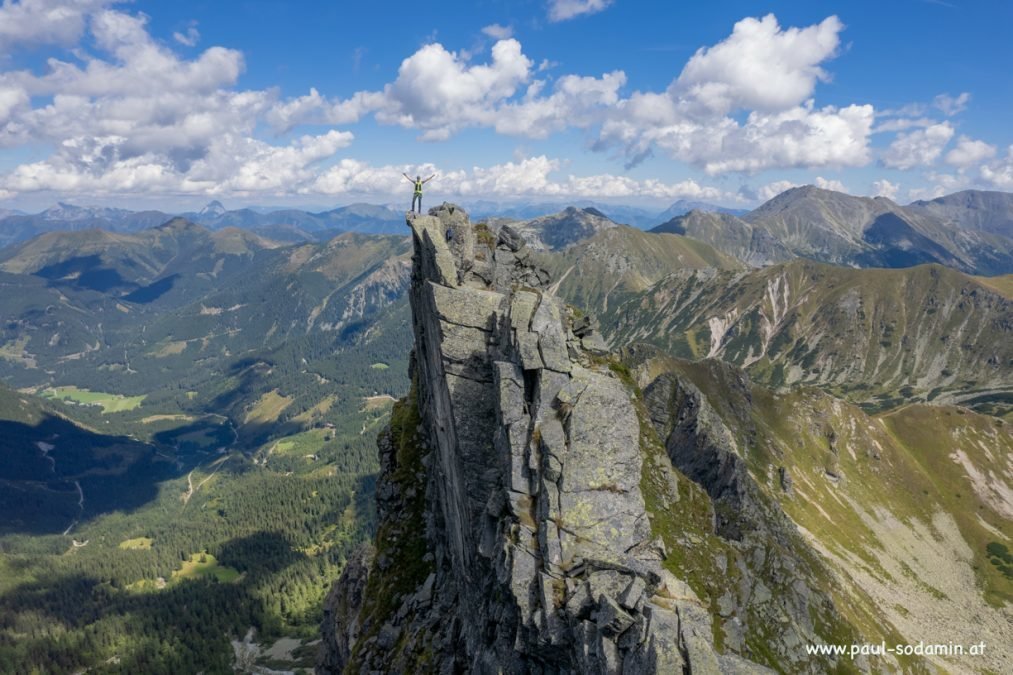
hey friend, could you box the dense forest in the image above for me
[0,232,414,672]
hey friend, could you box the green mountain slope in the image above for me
[652,209,794,267]
[632,353,1012,673]
[599,260,1012,414]
[542,225,742,316]
[0,218,285,305]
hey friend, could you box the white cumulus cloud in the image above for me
[494,71,626,138]
[481,23,513,40]
[944,135,996,168]
[602,99,873,174]
[263,14,874,176]
[0,0,114,51]
[814,176,848,193]
[0,4,1002,203]
[881,122,954,170]
[675,14,843,114]
[592,14,872,173]
[0,5,356,199]
[5,130,353,196]
[270,39,535,139]
[980,146,1013,190]
[375,39,532,139]
[756,180,800,201]
[933,92,970,116]
[173,22,200,47]
[871,179,899,200]
[0,85,29,124]
[311,155,729,201]
[548,0,613,22]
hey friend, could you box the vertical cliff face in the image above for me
[319,204,800,673]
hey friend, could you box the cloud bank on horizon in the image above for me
[0,0,1010,208]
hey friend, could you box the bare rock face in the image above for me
[319,204,773,674]
[317,544,374,673]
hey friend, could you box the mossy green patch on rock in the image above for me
[346,378,435,672]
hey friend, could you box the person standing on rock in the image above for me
[404,172,436,213]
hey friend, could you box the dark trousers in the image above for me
[412,194,422,213]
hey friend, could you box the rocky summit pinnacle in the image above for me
[318,203,773,674]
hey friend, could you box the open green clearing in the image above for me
[172,552,241,583]
[265,428,330,457]
[119,537,154,550]
[42,386,146,413]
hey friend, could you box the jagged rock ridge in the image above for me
[318,204,785,673]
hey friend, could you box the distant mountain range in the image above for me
[464,198,742,227]
[0,215,413,451]
[4,187,1013,276]
[654,198,749,222]
[653,187,1013,275]
[908,189,1013,237]
[0,201,406,248]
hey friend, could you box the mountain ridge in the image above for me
[5,188,1013,275]
[743,186,1013,274]
[594,258,1013,416]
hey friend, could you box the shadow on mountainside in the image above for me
[0,415,176,535]
[0,531,307,674]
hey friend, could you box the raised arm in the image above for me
[423,173,437,184]
[403,173,415,183]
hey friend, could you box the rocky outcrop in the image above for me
[319,204,776,673]
[639,358,858,672]
[318,544,374,673]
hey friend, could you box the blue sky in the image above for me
[0,0,1011,212]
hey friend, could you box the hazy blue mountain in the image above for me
[181,200,403,235]
[907,189,1013,237]
[6,188,1012,272]
[0,200,406,248]
[655,198,749,224]
[319,202,404,233]
[466,200,658,227]
[198,200,227,219]
[0,203,173,248]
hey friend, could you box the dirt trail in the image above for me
[62,480,84,536]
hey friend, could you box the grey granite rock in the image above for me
[497,224,526,251]
[321,205,776,674]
